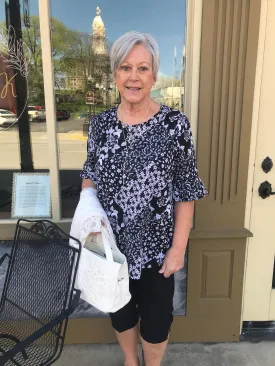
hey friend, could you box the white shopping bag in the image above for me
[70,188,131,313]
[75,225,131,313]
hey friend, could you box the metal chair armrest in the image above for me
[0,289,81,365]
[0,254,10,267]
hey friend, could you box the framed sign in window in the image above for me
[11,173,51,219]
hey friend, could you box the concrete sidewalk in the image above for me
[54,342,275,365]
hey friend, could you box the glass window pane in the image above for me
[50,0,187,317]
[0,1,50,219]
[49,1,187,219]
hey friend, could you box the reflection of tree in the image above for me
[61,30,113,106]
[22,15,112,106]
[61,31,94,90]
[21,16,72,103]
[1,15,113,108]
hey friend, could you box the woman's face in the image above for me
[115,44,156,105]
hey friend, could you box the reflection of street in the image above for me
[0,118,88,169]
[31,118,85,133]
[0,117,86,133]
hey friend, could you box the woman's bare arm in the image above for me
[172,200,194,252]
[159,200,194,277]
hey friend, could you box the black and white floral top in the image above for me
[80,104,208,279]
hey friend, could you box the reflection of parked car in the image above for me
[56,109,71,121]
[56,110,63,121]
[27,106,39,122]
[0,109,17,127]
[36,109,46,122]
[61,110,70,120]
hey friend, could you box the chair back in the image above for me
[0,219,81,323]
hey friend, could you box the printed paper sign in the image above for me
[11,173,51,218]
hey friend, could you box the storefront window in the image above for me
[0,0,49,219]
[50,0,188,317]
[0,0,188,317]
[47,1,187,218]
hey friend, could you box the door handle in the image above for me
[258,181,275,199]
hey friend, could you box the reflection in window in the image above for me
[0,1,49,219]
[54,6,115,122]
[54,4,186,123]
[0,0,188,317]
[0,1,187,220]
[51,3,187,217]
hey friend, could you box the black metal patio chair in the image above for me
[0,219,81,365]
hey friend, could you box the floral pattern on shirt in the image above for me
[80,105,208,279]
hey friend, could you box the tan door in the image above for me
[243,0,275,321]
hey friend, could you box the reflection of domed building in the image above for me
[90,6,109,82]
[92,7,107,55]
[90,6,114,107]
[64,6,115,107]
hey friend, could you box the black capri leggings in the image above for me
[109,263,175,344]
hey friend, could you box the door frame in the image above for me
[242,0,275,322]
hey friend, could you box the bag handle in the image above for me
[101,225,115,262]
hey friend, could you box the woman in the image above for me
[80,31,207,366]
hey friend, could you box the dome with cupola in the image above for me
[91,6,107,55]
[92,6,106,37]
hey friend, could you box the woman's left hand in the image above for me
[159,246,186,278]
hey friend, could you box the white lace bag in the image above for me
[70,188,131,313]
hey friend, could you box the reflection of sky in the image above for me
[0,0,186,77]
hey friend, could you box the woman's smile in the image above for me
[125,86,142,91]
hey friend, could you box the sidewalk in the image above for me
[54,341,275,365]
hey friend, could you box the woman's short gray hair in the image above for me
[110,31,160,78]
